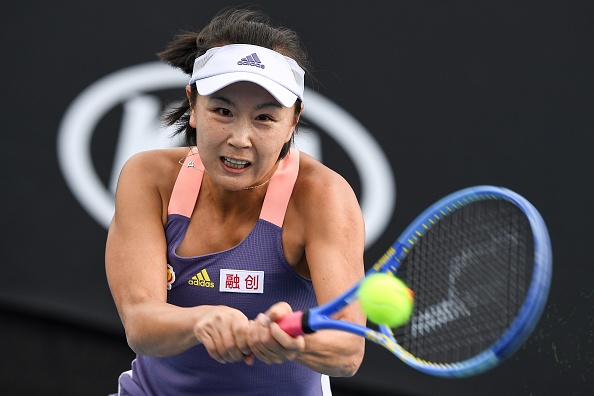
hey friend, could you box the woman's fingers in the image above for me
[248,311,305,364]
[194,306,252,364]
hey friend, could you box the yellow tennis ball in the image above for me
[357,273,414,328]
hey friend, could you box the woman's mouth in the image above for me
[221,156,250,170]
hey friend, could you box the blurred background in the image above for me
[1,1,592,395]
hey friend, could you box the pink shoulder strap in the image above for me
[168,148,204,217]
[260,149,300,227]
[168,148,299,225]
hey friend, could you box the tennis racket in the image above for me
[277,185,552,377]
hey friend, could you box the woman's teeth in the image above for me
[222,157,250,169]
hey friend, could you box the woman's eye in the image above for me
[256,114,272,121]
[216,108,232,116]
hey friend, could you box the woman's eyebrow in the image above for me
[255,102,283,110]
[209,95,234,106]
[210,95,282,110]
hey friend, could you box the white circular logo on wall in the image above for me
[57,62,395,247]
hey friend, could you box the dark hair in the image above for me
[159,7,311,159]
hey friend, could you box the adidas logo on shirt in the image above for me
[189,269,215,288]
[237,53,265,69]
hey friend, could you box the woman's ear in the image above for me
[186,85,196,128]
[291,102,304,131]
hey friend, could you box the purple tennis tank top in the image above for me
[117,149,326,396]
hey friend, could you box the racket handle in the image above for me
[277,310,311,336]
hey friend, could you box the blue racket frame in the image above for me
[302,186,552,377]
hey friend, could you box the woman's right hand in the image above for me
[193,306,253,364]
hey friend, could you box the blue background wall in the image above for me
[1,1,592,395]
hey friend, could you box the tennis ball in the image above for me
[357,273,414,328]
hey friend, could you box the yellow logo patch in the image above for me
[189,269,215,288]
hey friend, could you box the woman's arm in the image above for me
[248,156,367,376]
[105,150,252,361]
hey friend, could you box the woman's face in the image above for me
[188,82,300,191]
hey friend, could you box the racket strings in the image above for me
[395,199,534,364]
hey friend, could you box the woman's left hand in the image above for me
[247,302,306,364]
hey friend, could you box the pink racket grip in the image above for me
[277,311,306,336]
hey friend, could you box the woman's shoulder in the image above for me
[293,151,359,210]
[296,152,352,191]
[118,147,190,190]
[285,151,365,257]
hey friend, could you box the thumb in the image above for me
[265,302,293,322]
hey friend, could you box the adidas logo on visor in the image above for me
[237,53,265,69]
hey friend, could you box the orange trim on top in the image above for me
[167,148,299,226]
[260,149,299,227]
[168,148,204,217]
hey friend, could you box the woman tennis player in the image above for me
[106,7,366,395]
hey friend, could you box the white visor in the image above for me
[189,44,305,107]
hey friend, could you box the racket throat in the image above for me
[301,310,315,334]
